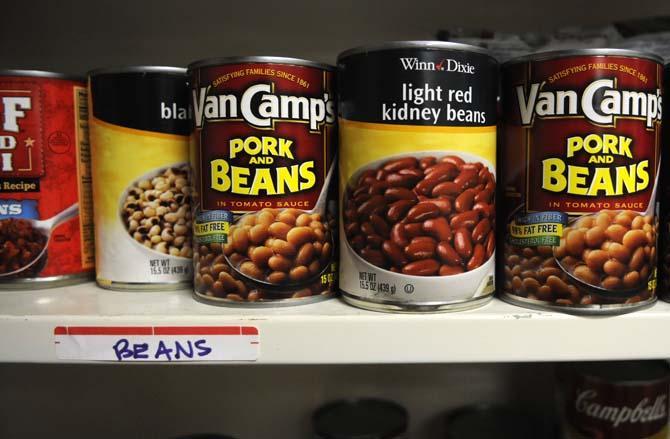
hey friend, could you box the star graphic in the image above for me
[24,137,35,147]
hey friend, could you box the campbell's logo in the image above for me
[575,389,668,429]
[400,58,476,74]
[516,79,663,128]
[192,83,335,130]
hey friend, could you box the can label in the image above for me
[0,75,93,281]
[502,55,663,310]
[189,61,337,303]
[560,365,670,438]
[89,71,192,287]
[338,47,498,307]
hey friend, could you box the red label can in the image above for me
[0,70,94,288]
[501,50,664,314]
[188,57,337,305]
[558,361,670,439]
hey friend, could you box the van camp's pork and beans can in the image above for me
[89,67,192,290]
[188,57,337,305]
[0,70,93,288]
[337,42,499,312]
[501,49,664,314]
[558,361,670,438]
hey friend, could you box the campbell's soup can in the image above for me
[88,67,192,290]
[500,49,664,314]
[659,64,670,302]
[558,361,670,438]
[337,42,499,313]
[0,70,94,288]
[188,56,337,306]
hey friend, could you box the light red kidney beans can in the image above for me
[0,70,94,288]
[557,361,670,439]
[337,42,499,313]
[188,56,337,306]
[500,49,664,314]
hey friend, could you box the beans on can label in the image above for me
[188,56,337,306]
[337,42,499,312]
[0,70,94,288]
[500,49,664,314]
[557,361,670,439]
[89,67,193,290]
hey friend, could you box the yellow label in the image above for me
[339,118,496,187]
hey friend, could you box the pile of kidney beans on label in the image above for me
[343,155,495,276]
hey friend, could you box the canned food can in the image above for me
[444,405,558,439]
[500,49,664,314]
[313,398,408,439]
[557,361,670,438]
[659,63,670,302]
[337,41,499,313]
[188,56,338,306]
[88,66,192,290]
[0,70,94,289]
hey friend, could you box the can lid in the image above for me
[337,40,497,63]
[503,48,664,66]
[0,69,84,82]
[171,435,237,439]
[563,360,670,385]
[313,398,408,439]
[445,405,556,439]
[444,405,555,439]
[187,56,335,71]
[87,66,187,77]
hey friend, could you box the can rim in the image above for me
[0,69,84,81]
[187,56,335,71]
[337,40,498,63]
[312,398,408,438]
[564,361,670,386]
[87,66,187,77]
[503,48,664,66]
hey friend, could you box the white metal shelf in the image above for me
[1,282,669,364]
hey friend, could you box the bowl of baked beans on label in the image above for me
[120,163,194,260]
[342,151,496,296]
[553,210,657,298]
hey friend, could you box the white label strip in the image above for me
[54,326,259,362]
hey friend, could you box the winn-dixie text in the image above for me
[575,389,667,429]
[192,83,335,130]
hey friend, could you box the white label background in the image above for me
[54,326,259,362]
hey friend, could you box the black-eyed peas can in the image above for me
[88,66,193,290]
[337,41,499,313]
[500,49,664,314]
[188,56,337,306]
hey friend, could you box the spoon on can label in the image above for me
[554,161,660,298]
[224,158,337,290]
[0,203,80,278]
